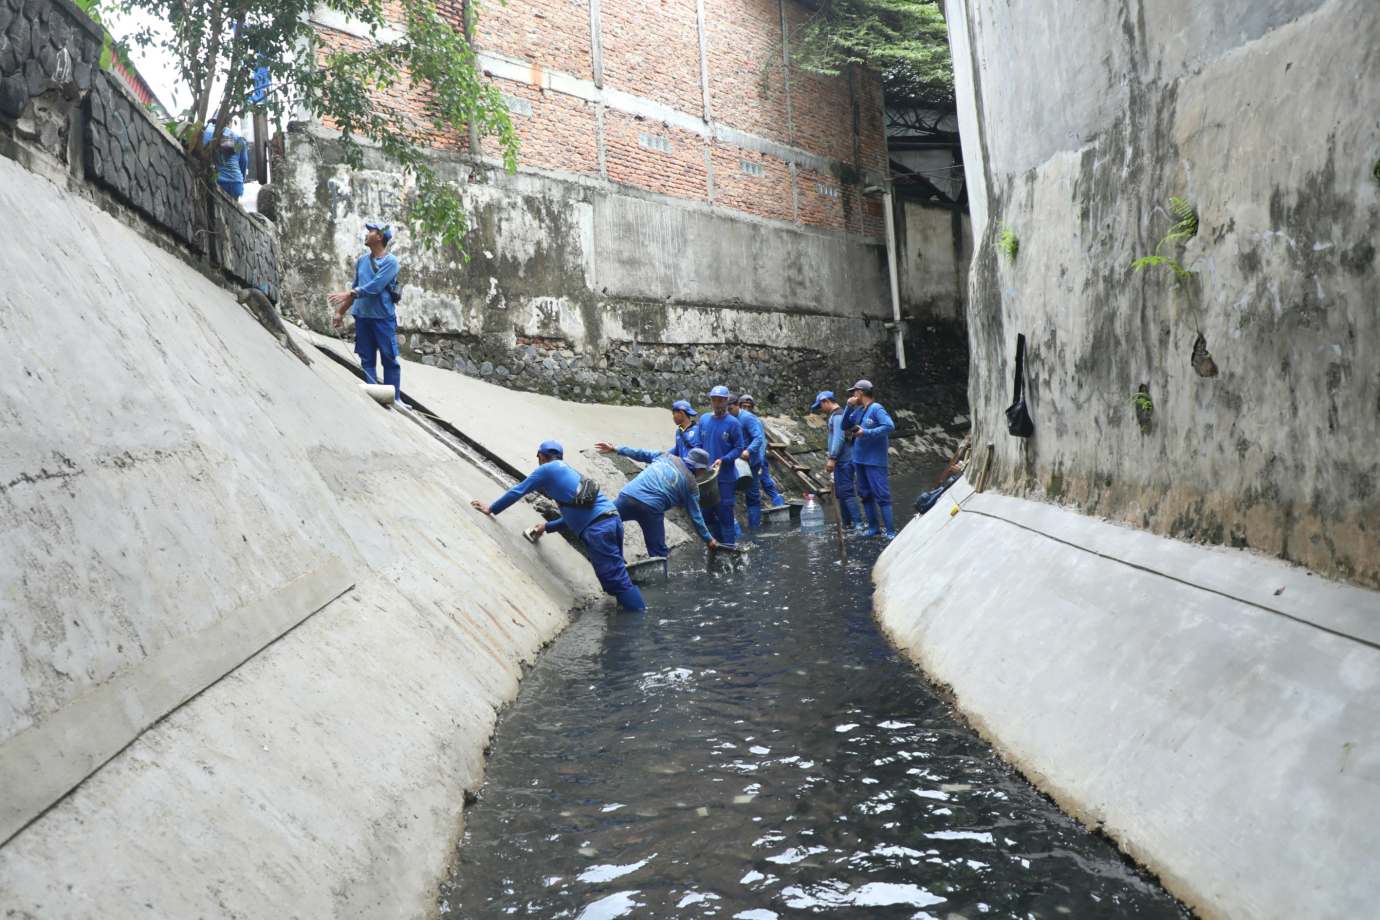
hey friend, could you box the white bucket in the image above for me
[360,383,395,405]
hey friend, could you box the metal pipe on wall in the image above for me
[881,188,906,369]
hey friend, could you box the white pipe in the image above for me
[881,189,906,369]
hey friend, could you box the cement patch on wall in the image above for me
[874,477,1380,920]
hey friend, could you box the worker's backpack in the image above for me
[562,476,600,510]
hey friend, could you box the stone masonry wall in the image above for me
[1,0,282,303]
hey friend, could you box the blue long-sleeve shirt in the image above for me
[349,252,399,319]
[841,401,895,468]
[827,407,854,463]
[735,409,767,466]
[670,422,701,460]
[202,127,248,185]
[696,411,745,484]
[616,448,714,543]
[488,459,616,537]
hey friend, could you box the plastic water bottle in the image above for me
[800,493,825,532]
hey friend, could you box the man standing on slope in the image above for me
[841,380,897,539]
[812,390,864,533]
[329,222,405,406]
[471,440,645,610]
[728,394,784,527]
[593,443,720,557]
[697,386,746,546]
[668,399,700,460]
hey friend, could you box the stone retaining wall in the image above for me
[1,0,282,303]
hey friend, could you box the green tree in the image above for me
[791,0,952,102]
[113,0,518,251]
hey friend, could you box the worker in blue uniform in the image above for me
[840,380,898,539]
[735,395,784,511]
[329,222,405,405]
[728,394,784,527]
[471,440,645,610]
[812,390,864,532]
[669,399,700,459]
[594,442,720,557]
[696,385,746,546]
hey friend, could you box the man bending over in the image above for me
[471,440,645,610]
[595,443,720,557]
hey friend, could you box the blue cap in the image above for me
[671,399,694,414]
[364,221,393,243]
[709,385,730,398]
[811,390,835,410]
[684,448,711,470]
[537,440,564,458]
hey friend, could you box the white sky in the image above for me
[103,9,191,113]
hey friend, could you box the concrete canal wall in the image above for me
[947,0,1380,587]
[0,140,667,916]
[875,477,1380,920]
[875,4,1380,915]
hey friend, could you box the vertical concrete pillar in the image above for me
[588,0,604,88]
[778,0,793,146]
[695,0,712,123]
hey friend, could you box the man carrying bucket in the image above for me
[696,386,746,547]
[593,443,719,557]
[728,393,785,527]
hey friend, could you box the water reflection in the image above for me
[442,475,1187,920]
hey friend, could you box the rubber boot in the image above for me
[615,586,646,610]
[383,365,408,407]
[881,504,897,540]
[747,501,762,528]
[841,496,862,529]
[863,502,882,537]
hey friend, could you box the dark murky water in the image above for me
[441,473,1188,920]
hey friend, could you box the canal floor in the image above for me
[441,474,1189,920]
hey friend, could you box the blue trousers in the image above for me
[757,462,784,507]
[834,459,862,526]
[218,180,244,199]
[702,486,737,546]
[741,461,784,526]
[615,493,668,559]
[855,462,892,508]
[355,315,401,398]
[579,515,635,596]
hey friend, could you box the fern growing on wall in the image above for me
[993,222,1018,264]
[1133,197,1198,278]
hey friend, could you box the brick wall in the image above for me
[335,0,889,238]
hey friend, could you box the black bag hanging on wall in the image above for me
[1005,333,1035,438]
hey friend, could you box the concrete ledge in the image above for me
[874,480,1380,920]
[0,559,353,847]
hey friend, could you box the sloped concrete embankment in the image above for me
[0,152,639,917]
[874,478,1380,920]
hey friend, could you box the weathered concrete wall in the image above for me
[0,151,670,917]
[897,200,971,327]
[875,476,1380,920]
[948,0,1380,587]
[276,126,923,412]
